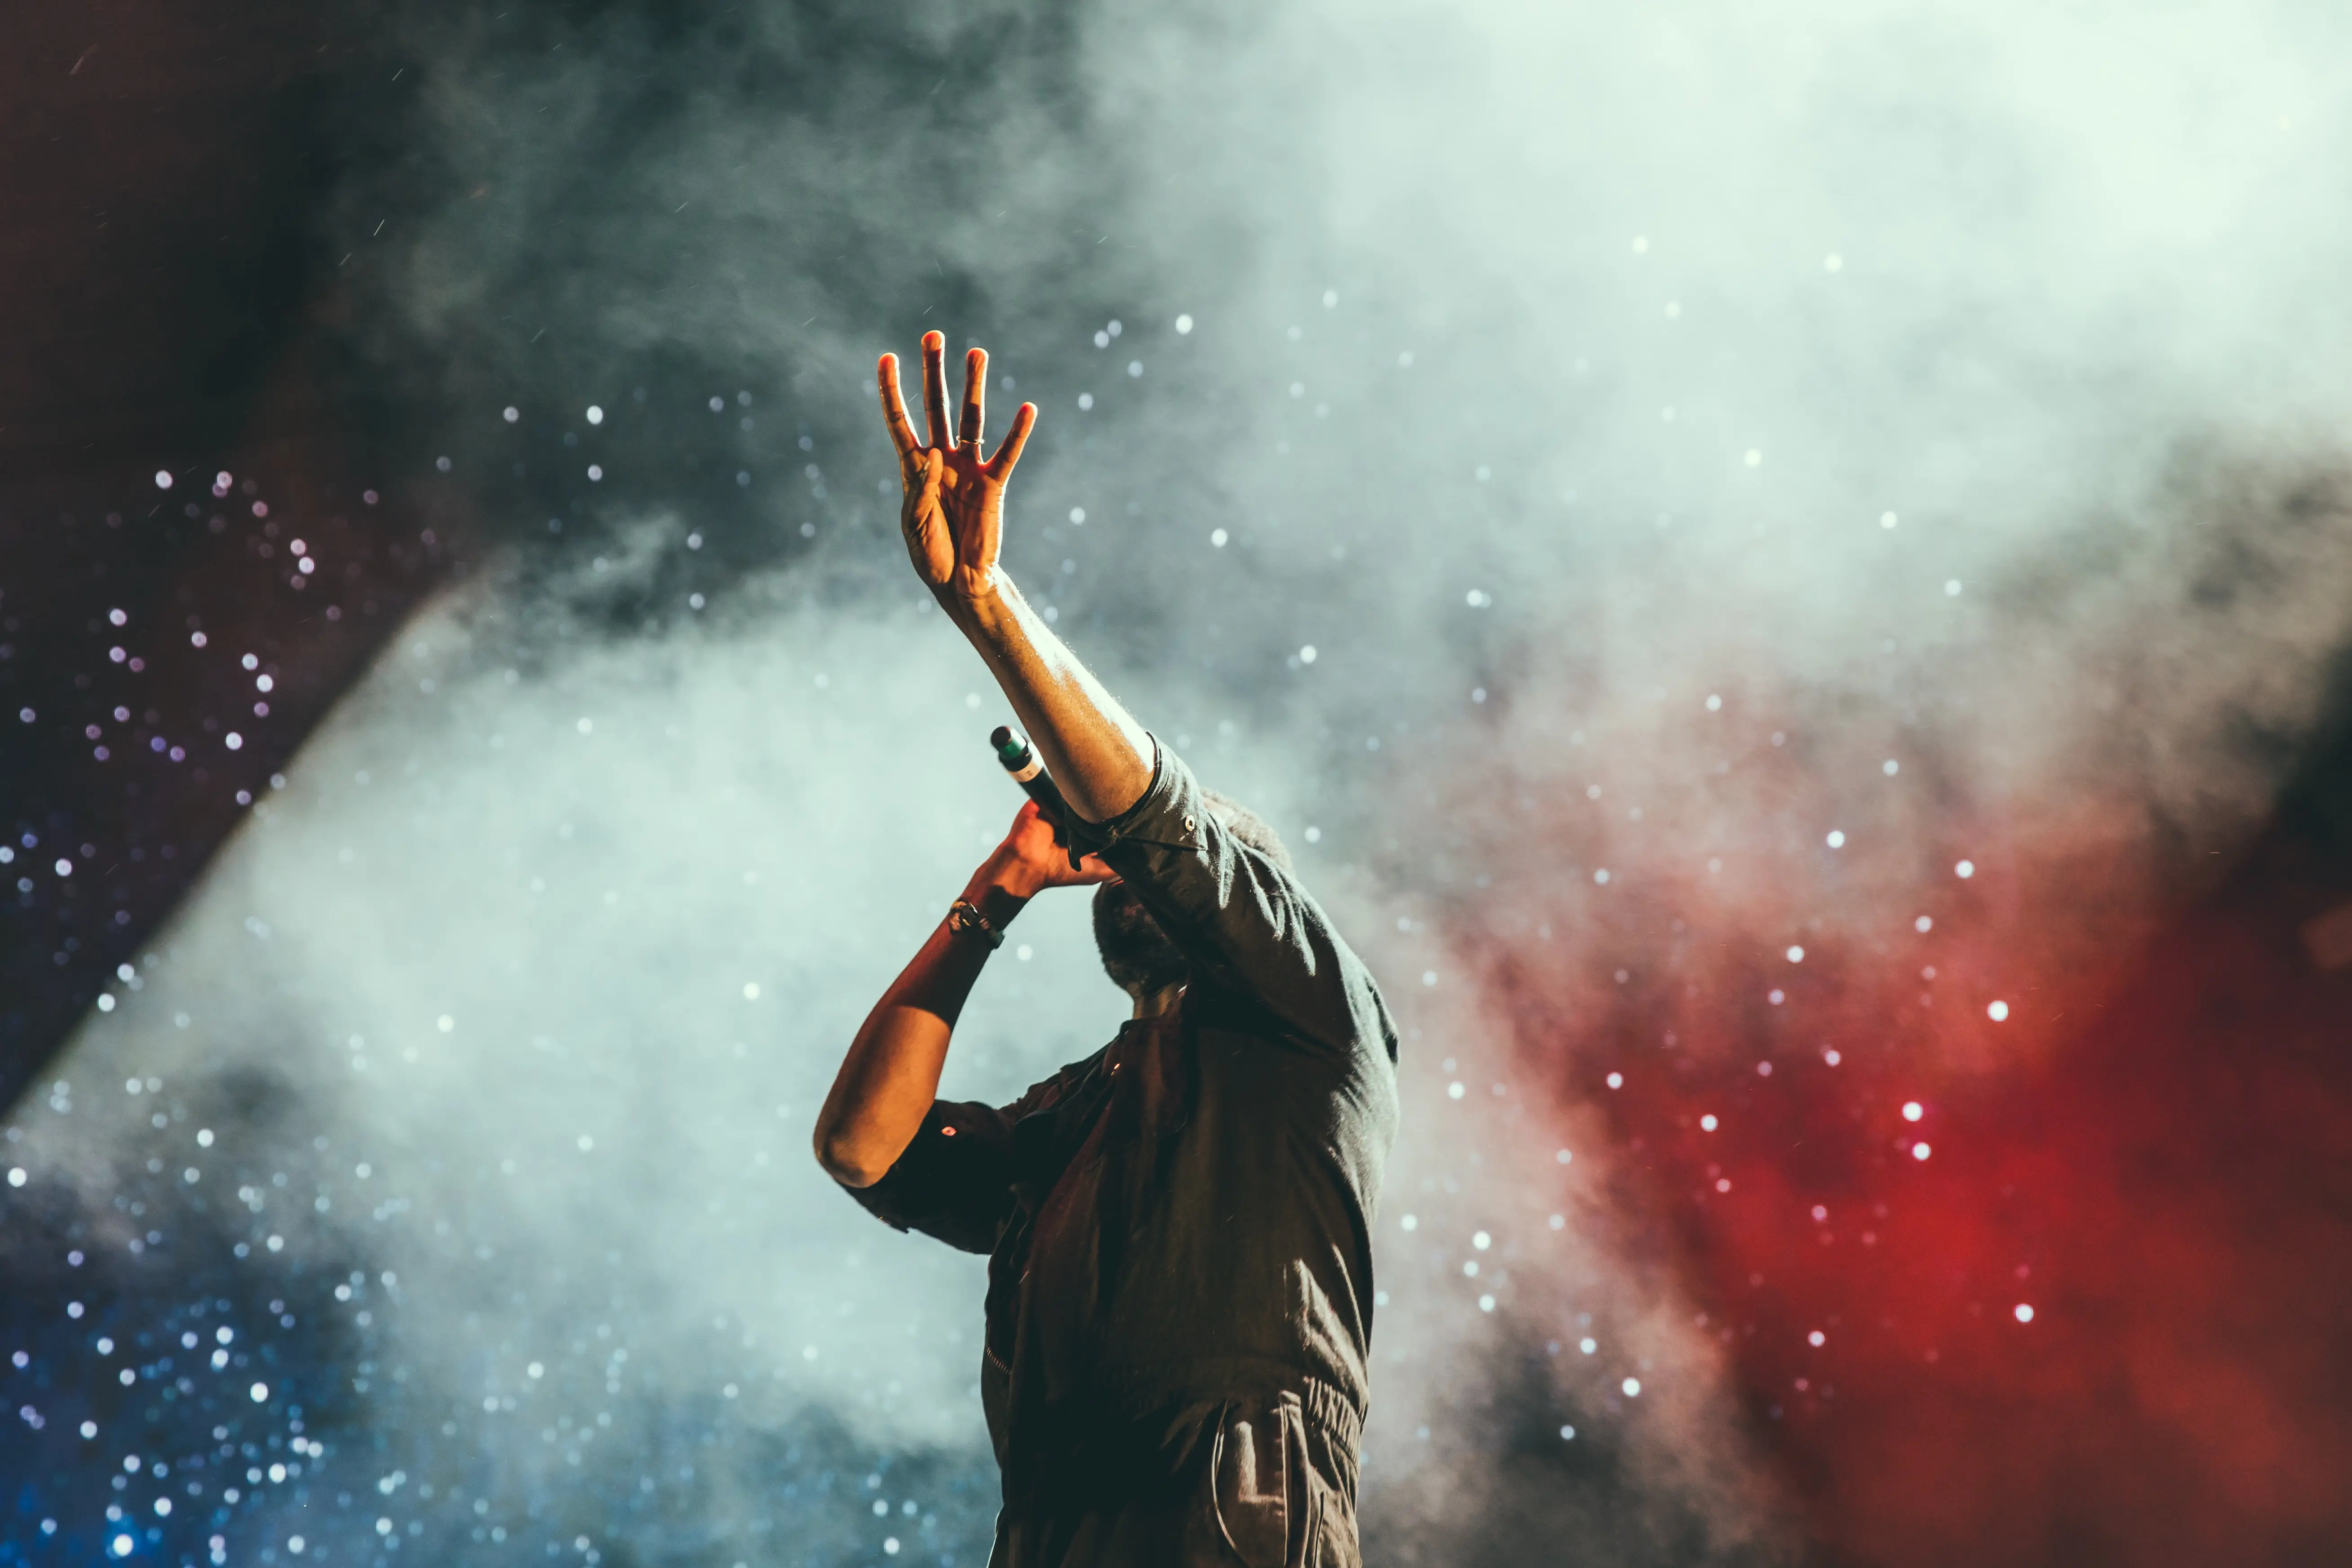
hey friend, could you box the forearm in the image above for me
[950,574,1154,823]
[813,869,1029,1186]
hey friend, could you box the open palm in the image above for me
[878,331,1037,603]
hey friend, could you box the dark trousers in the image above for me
[991,1391,1361,1568]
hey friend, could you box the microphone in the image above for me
[990,725,1090,867]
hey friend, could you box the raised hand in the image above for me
[879,331,1037,604]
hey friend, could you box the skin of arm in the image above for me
[813,801,1110,1187]
[813,331,1150,1190]
[880,330,1156,822]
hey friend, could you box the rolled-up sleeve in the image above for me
[1094,739,1392,1058]
[840,1099,1018,1254]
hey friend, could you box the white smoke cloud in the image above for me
[14,0,2352,1561]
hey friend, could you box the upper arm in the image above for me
[1094,742,1393,1057]
[837,1099,1017,1254]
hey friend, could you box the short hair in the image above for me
[1200,788,1292,871]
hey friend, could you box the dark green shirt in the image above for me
[843,741,1399,1512]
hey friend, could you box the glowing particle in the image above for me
[437,1015,455,1033]
[1605,1072,1623,1090]
[1579,1337,1596,1354]
[1298,645,1317,664]
[1555,1149,1572,1164]
[1911,1142,1931,1161]
[1902,1101,1923,1122]
[153,471,173,489]
[586,465,603,481]
[1826,830,1846,848]
[1477,1294,1496,1312]
[1705,693,1722,711]
[1714,1177,1731,1193]
[1987,1000,2010,1022]
[1786,946,1805,963]
[1174,314,1193,334]
[1823,1048,1841,1066]
[586,405,604,425]
[1472,1230,1491,1250]
[1594,868,1611,885]
[1915,915,1933,933]
[1559,1425,1577,1439]
[1884,759,1901,776]
[1811,1205,1828,1222]
[249,1382,269,1402]
[1879,510,1896,529]
[1210,528,1228,547]
[2014,1303,2035,1323]
[1621,1377,1641,1397]
[1768,989,1785,1005]
[225,733,243,751]
[503,406,519,423]
[1699,1114,1718,1132]
[1955,860,1975,879]
[1421,970,1437,987]
[1447,1082,1465,1100]
[1400,1214,1418,1232]
[1808,1330,1825,1346]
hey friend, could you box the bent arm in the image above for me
[813,870,1029,1187]
[950,576,1154,826]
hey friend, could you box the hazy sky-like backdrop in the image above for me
[8,2,2352,1564]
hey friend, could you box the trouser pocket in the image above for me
[1205,1393,1312,1568]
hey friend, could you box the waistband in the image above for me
[1006,1361,1365,1514]
[1090,1359,1363,1453]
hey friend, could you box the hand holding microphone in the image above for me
[987,725,1116,887]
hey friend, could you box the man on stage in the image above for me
[814,331,1398,1568]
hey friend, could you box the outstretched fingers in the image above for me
[986,401,1037,478]
[876,354,920,457]
[920,330,953,451]
[959,347,988,449]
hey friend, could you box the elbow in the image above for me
[812,1126,887,1189]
